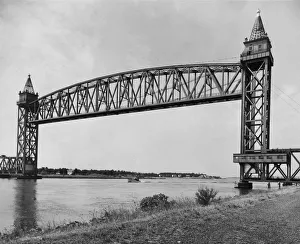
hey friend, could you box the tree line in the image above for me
[37,167,220,178]
[37,167,158,177]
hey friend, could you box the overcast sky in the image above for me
[0,0,300,177]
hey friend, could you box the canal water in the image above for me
[0,177,274,232]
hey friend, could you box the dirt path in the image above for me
[6,188,300,244]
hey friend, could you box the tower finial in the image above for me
[257,9,260,17]
[249,9,267,41]
[23,74,35,94]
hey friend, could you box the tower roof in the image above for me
[249,9,268,41]
[23,74,35,94]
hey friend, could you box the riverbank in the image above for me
[2,185,300,243]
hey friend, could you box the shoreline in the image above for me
[2,185,299,243]
[41,175,220,180]
[41,175,165,179]
[0,174,222,180]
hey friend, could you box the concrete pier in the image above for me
[235,181,253,189]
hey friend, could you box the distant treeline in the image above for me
[158,172,221,179]
[38,167,157,178]
[37,167,220,179]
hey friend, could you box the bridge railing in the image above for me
[29,63,242,124]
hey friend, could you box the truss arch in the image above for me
[30,63,242,124]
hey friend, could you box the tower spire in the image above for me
[249,9,268,41]
[23,74,35,94]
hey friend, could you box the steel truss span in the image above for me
[31,63,242,124]
[0,156,22,174]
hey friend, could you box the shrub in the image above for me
[195,186,218,206]
[140,193,172,211]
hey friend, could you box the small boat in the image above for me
[128,177,140,183]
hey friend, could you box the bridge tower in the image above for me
[16,75,39,176]
[237,10,274,187]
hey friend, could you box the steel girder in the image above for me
[29,63,242,124]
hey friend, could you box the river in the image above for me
[0,177,274,232]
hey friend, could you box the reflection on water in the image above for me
[14,180,37,231]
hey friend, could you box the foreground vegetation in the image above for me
[1,186,299,243]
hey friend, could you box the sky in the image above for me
[0,0,300,177]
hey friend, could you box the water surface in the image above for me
[0,177,275,232]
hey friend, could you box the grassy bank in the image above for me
[1,186,299,244]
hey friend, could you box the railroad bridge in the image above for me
[1,10,299,188]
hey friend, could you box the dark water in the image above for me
[0,177,275,232]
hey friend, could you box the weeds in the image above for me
[195,186,218,206]
[140,193,174,212]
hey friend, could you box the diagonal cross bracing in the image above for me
[241,60,270,153]
[29,63,242,124]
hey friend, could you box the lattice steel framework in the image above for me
[240,57,272,154]
[1,63,242,175]
[16,90,39,175]
[234,149,300,182]
[1,57,299,181]
[234,11,300,184]
[0,156,21,174]
[30,63,242,124]
[1,11,299,182]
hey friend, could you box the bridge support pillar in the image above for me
[16,75,39,176]
[235,10,274,187]
[236,181,253,189]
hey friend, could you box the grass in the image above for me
[0,196,198,242]
[1,186,298,243]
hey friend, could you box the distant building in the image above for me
[67,169,73,175]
